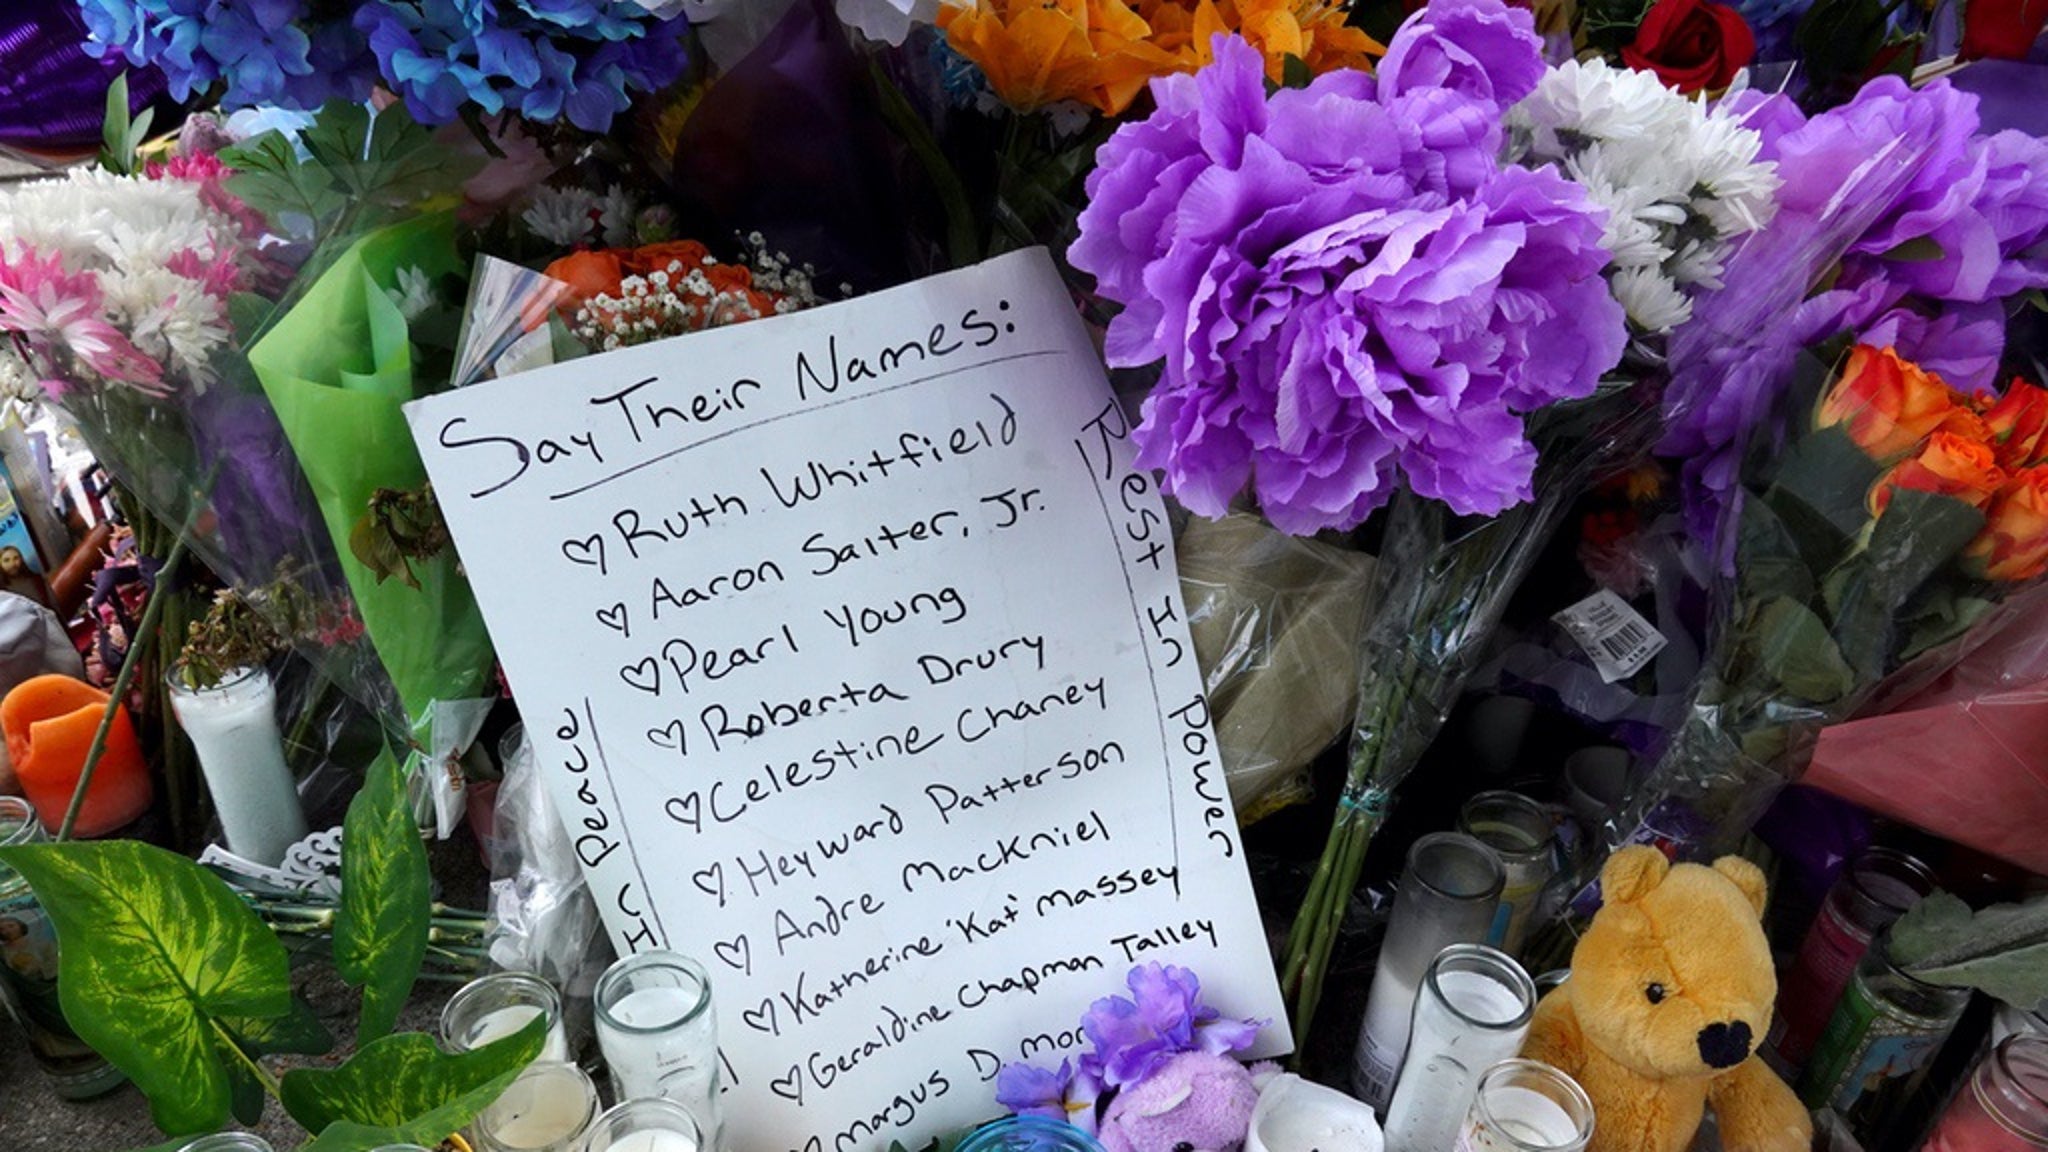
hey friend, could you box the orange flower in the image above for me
[1818,345,1965,463]
[1870,432,2009,517]
[625,240,713,277]
[1982,378,2048,469]
[1172,0,1384,80]
[938,0,1182,115]
[1965,466,2048,581]
[938,0,1378,115]
[543,250,625,303]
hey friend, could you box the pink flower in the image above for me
[0,251,167,394]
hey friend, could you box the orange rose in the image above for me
[1869,432,2008,517]
[1982,378,2048,469]
[1818,345,1964,463]
[1965,466,2048,581]
[626,240,712,278]
[543,250,625,303]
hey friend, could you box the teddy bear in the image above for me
[1520,846,1811,1152]
[1097,1050,1267,1152]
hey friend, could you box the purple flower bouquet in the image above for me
[1068,0,1645,1044]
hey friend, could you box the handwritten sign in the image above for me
[406,249,1290,1152]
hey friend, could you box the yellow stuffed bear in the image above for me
[1521,846,1811,1152]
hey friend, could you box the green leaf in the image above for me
[335,751,432,1043]
[1893,891,2048,1006]
[279,1018,545,1137]
[1744,596,1857,705]
[0,842,290,1135]
[101,73,131,175]
[222,994,336,1057]
[1281,53,1314,89]
[220,130,349,225]
[1881,235,1946,263]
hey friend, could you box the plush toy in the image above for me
[1097,1050,1264,1152]
[1521,846,1811,1152]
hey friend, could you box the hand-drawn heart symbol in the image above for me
[620,657,660,696]
[742,998,778,1037]
[692,862,724,902]
[561,534,607,574]
[769,1062,803,1105]
[595,602,629,636]
[647,720,686,753]
[713,934,751,975]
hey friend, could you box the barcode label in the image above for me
[1553,590,1667,683]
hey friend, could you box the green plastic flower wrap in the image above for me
[248,212,496,833]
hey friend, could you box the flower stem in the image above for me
[58,532,190,841]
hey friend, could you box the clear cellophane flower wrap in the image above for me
[1175,512,1378,824]
[1580,343,2048,922]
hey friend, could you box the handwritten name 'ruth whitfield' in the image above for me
[430,297,1025,500]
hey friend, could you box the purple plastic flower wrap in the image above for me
[667,0,915,293]
[0,1,174,160]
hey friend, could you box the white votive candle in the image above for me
[1244,1072,1385,1152]
[583,1096,704,1152]
[595,952,719,1138]
[442,972,572,1063]
[475,1061,598,1152]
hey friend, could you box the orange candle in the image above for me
[2,676,152,838]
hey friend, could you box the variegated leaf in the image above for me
[0,841,290,1135]
[335,750,431,1042]
[280,1017,544,1137]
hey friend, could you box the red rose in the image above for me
[1961,0,2048,59]
[1622,0,1757,93]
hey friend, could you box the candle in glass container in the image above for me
[1351,833,1504,1111]
[167,665,306,866]
[473,1061,597,1152]
[596,952,719,1136]
[176,1136,276,1152]
[1384,945,1537,1152]
[442,972,572,1063]
[1925,1035,2048,1152]
[584,1098,703,1152]
[1457,792,1556,957]
[1458,1060,1593,1152]
[1771,846,1933,1072]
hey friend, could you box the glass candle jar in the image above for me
[1772,847,1935,1072]
[0,795,124,1099]
[1800,928,1972,1136]
[473,1061,599,1152]
[1458,1060,1594,1152]
[1384,945,1538,1152]
[1926,1035,2048,1152]
[166,665,306,867]
[443,972,573,1064]
[954,1116,1107,1152]
[595,951,719,1136]
[1457,793,1555,957]
[177,1137,276,1152]
[583,1097,705,1152]
[1351,832,1505,1111]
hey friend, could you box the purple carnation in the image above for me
[1071,12,1621,535]
[1376,0,1545,109]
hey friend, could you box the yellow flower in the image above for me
[938,0,1381,116]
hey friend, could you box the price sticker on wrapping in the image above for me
[407,248,1289,1152]
[1553,589,1667,683]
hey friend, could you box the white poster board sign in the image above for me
[407,248,1291,1152]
